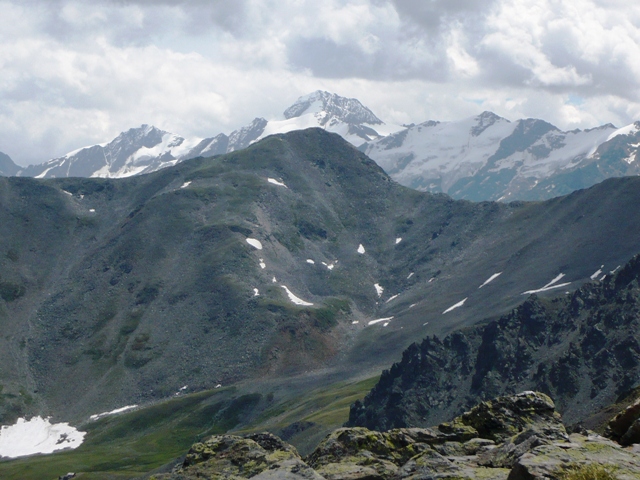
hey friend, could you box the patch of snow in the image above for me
[383,323,390,327]
[246,238,263,250]
[89,209,95,213]
[259,259,266,269]
[409,303,417,309]
[281,285,313,306]
[590,266,604,280]
[90,405,138,421]
[215,384,222,388]
[443,298,468,314]
[357,244,366,254]
[610,265,621,274]
[267,178,288,188]
[62,190,72,196]
[368,316,394,326]
[180,181,191,189]
[327,263,335,270]
[352,320,359,324]
[272,277,277,283]
[428,278,435,283]
[607,122,639,141]
[407,272,414,279]
[423,322,429,326]
[0,417,86,458]
[522,282,572,295]
[543,273,565,289]
[479,272,502,289]
[374,283,384,297]
[386,294,399,303]
[253,288,259,297]
[599,274,607,282]
[306,259,315,264]
[395,237,402,244]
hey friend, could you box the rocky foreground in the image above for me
[149,392,640,479]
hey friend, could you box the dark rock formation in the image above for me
[348,253,640,431]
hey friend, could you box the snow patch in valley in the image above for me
[522,273,571,295]
[443,298,468,314]
[357,244,366,254]
[267,178,287,188]
[0,417,86,458]
[180,181,191,189]
[281,286,313,306]
[407,272,414,279]
[374,283,384,297]
[368,316,394,326]
[246,238,263,250]
[62,190,72,196]
[90,405,138,421]
[306,259,315,264]
[253,288,259,296]
[479,272,502,289]
[259,259,266,269]
[395,237,402,244]
[386,294,399,303]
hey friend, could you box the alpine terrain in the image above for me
[2,129,640,478]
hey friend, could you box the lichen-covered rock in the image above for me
[158,432,323,479]
[457,392,567,443]
[508,433,640,480]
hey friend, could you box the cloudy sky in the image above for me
[2,0,640,165]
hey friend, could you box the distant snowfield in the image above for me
[0,417,86,458]
[89,405,138,421]
[443,298,468,314]
[246,238,263,250]
[479,272,502,289]
[267,178,287,188]
[281,286,313,306]
[522,273,571,295]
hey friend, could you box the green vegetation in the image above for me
[0,375,379,480]
[558,463,618,480]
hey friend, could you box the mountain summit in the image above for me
[283,90,383,126]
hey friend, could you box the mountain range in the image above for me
[3,91,640,202]
[2,128,640,477]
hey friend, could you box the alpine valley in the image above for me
[1,95,640,479]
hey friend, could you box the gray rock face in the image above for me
[347,254,640,432]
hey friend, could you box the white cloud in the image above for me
[1,0,640,165]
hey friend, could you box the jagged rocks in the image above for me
[606,397,640,446]
[154,393,640,480]
[153,432,323,479]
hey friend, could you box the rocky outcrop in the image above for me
[348,253,640,431]
[606,397,640,446]
[153,392,640,479]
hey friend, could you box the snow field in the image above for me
[0,417,86,459]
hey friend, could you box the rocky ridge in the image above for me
[346,252,640,432]
[151,392,640,480]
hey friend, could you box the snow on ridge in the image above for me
[90,405,138,421]
[607,122,639,142]
[590,266,604,280]
[267,178,287,188]
[368,316,394,326]
[443,298,468,314]
[281,286,313,306]
[522,282,571,295]
[246,238,263,250]
[0,417,86,458]
[479,272,502,289]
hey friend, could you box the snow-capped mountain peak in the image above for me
[283,90,383,126]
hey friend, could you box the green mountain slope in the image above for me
[2,128,640,429]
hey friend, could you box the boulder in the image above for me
[457,391,567,443]
[606,397,640,445]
